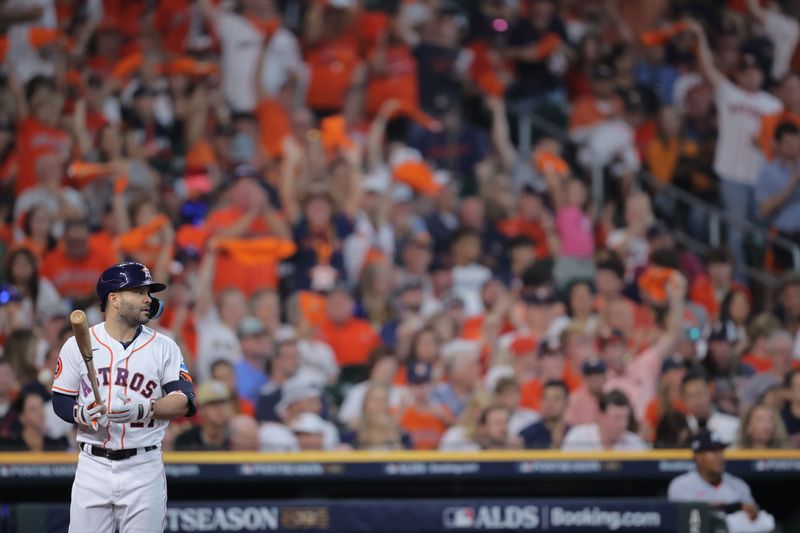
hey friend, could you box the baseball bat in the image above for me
[69,310,104,407]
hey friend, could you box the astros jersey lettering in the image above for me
[53,323,190,449]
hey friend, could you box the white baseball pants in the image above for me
[68,447,167,532]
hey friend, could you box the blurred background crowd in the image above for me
[1,0,800,454]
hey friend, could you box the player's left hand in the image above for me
[108,392,153,424]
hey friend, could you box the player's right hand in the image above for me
[74,402,107,426]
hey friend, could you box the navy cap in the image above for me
[690,430,728,453]
[707,322,737,344]
[407,362,433,385]
[538,336,562,357]
[661,355,689,374]
[581,358,607,375]
[521,285,559,306]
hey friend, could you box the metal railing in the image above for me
[509,103,800,288]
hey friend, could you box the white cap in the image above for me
[388,146,423,168]
[276,377,320,416]
[327,0,354,8]
[362,167,391,194]
[441,339,481,363]
[290,412,328,434]
[433,170,451,187]
[392,183,414,203]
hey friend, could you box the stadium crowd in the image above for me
[1,0,800,453]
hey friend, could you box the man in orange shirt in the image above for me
[364,14,419,116]
[497,186,555,259]
[205,171,291,295]
[13,83,71,195]
[520,336,580,411]
[690,247,743,321]
[320,284,380,369]
[41,219,119,307]
[303,0,363,116]
[400,362,448,450]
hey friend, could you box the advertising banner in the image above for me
[13,499,712,533]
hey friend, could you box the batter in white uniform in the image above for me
[52,262,196,532]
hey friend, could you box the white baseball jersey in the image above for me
[714,78,782,185]
[668,470,754,504]
[53,322,190,449]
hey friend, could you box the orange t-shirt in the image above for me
[689,276,747,321]
[101,0,147,41]
[41,243,119,301]
[400,406,447,450]
[306,37,361,112]
[255,99,292,160]
[354,11,390,54]
[741,353,772,373]
[14,117,71,195]
[206,208,280,295]
[569,95,624,131]
[758,111,800,160]
[645,137,698,184]
[154,0,193,55]
[496,217,551,259]
[365,44,418,116]
[320,317,380,367]
[520,368,582,411]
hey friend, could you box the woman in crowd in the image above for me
[736,403,790,450]
[352,385,411,451]
[4,248,61,328]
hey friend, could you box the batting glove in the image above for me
[74,401,107,426]
[108,392,154,424]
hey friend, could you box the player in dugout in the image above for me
[668,430,775,532]
[51,262,196,532]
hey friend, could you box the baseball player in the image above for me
[51,262,196,532]
[668,431,762,519]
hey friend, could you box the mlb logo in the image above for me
[443,507,475,528]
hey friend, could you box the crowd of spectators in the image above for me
[1,0,800,453]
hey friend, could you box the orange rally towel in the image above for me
[534,151,570,176]
[214,237,297,265]
[391,101,440,131]
[110,52,143,80]
[392,161,442,196]
[164,57,218,77]
[640,21,689,47]
[28,27,74,49]
[176,225,211,251]
[116,214,170,253]
[320,115,354,152]
[67,161,115,185]
[638,266,678,304]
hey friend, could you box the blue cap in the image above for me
[407,362,433,385]
[661,355,689,374]
[581,358,607,375]
[690,430,728,453]
[707,322,737,343]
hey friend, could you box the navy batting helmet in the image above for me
[97,262,167,318]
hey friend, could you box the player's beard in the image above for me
[118,300,151,327]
